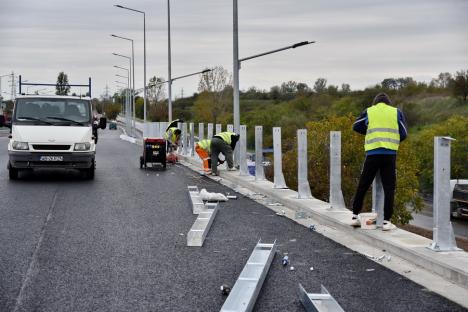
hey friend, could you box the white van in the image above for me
[1,95,106,180]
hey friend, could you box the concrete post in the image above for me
[372,172,384,227]
[207,123,213,139]
[198,123,204,141]
[297,129,313,199]
[255,126,265,180]
[329,131,346,209]
[227,124,234,133]
[273,127,287,189]
[177,122,183,153]
[216,124,222,135]
[429,137,459,251]
[161,122,168,137]
[189,122,195,157]
[153,122,161,138]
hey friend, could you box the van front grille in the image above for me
[32,145,71,150]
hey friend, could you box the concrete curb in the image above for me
[179,154,468,291]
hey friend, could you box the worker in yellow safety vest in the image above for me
[195,139,212,173]
[350,93,408,231]
[164,127,181,147]
[210,131,240,176]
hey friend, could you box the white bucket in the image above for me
[360,212,377,230]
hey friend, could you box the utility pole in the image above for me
[11,72,16,99]
[167,0,173,122]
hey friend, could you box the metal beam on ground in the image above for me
[188,186,205,214]
[298,284,345,312]
[220,240,276,312]
[187,203,219,247]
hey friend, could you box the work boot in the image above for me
[350,215,360,227]
[211,172,218,176]
[382,221,396,231]
[227,167,237,171]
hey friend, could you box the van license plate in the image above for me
[40,156,63,161]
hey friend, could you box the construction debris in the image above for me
[220,284,231,296]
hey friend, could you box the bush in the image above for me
[282,115,422,224]
[412,115,468,191]
[103,103,121,120]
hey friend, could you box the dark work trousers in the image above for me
[211,137,233,174]
[352,154,396,221]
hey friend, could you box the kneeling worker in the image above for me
[211,131,240,176]
[164,127,181,149]
[195,139,212,174]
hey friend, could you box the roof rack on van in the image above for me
[18,75,92,98]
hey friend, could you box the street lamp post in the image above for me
[233,0,315,167]
[113,53,134,134]
[167,0,173,122]
[111,35,135,129]
[146,69,212,88]
[114,65,130,133]
[114,4,147,123]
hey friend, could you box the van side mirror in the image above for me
[99,117,107,129]
[0,116,4,128]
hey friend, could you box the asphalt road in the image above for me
[0,129,466,312]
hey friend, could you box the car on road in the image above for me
[0,95,106,180]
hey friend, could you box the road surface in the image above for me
[0,129,465,312]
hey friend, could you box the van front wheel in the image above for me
[9,166,19,180]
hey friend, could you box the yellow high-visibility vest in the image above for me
[164,127,179,143]
[365,103,400,151]
[214,132,235,145]
[197,139,211,152]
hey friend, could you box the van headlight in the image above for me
[12,141,29,150]
[74,143,91,151]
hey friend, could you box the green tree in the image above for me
[104,103,121,120]
[55,72,70,95]
[313,78,327,94]
[451,70,468,102]
[282,115,422,225]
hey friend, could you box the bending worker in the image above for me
[195,139,212,174]
[164,127,181,150]
[350,92,408,231]
[211,131,240,176]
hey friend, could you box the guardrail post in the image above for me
[207,123,213,139]
[189,122,195,157]
[255,126,266,181]
[429,137,460,251]
[330,131,346,209]
[239,125,249,175]
[297,129,313,199]
[198,123,204,141]
[160,122,168,138]
[372,172,384,227]
[216,124,222,134]
[177,122,183,153]
[273,127,287,189]
[181,122,188,155]
[227,124,234,133]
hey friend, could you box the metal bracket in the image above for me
[299,284,344,312]
[188,186,205,214]
[187,203,218,247]
[220,240,277,312]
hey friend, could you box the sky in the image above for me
[0,0,467,100]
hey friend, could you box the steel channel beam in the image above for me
[273,127,287,188]
[329,131,346,209]
[298,284,345,312]
[199,123,204,141]
[216,124,222,135]
[255,126,266,181]
[220,240,277,312]
[207,123,214,139]
[189,123,195,157]
[297,129,313,199]
[188,186,205,214]
[187,203,219,247]
[227,124,234,133]
[429,137,460,251]
[239,125,249,176]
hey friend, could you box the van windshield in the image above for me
[13,98,92,126]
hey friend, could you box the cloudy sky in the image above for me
[1,0,467,99]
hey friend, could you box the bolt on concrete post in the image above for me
[216,124,222,135]
[189,122,195,157]
[329,131,346,209]
[255,126,266,181]
[198,123,204,141]
[273,127,287,189]
[182,122,188,155]
[239,125,249,175]
[227,124,234,133]
[372,171,384,227]
[207,123,213,139]
[429,136,460,251]
[297,129,313,199]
